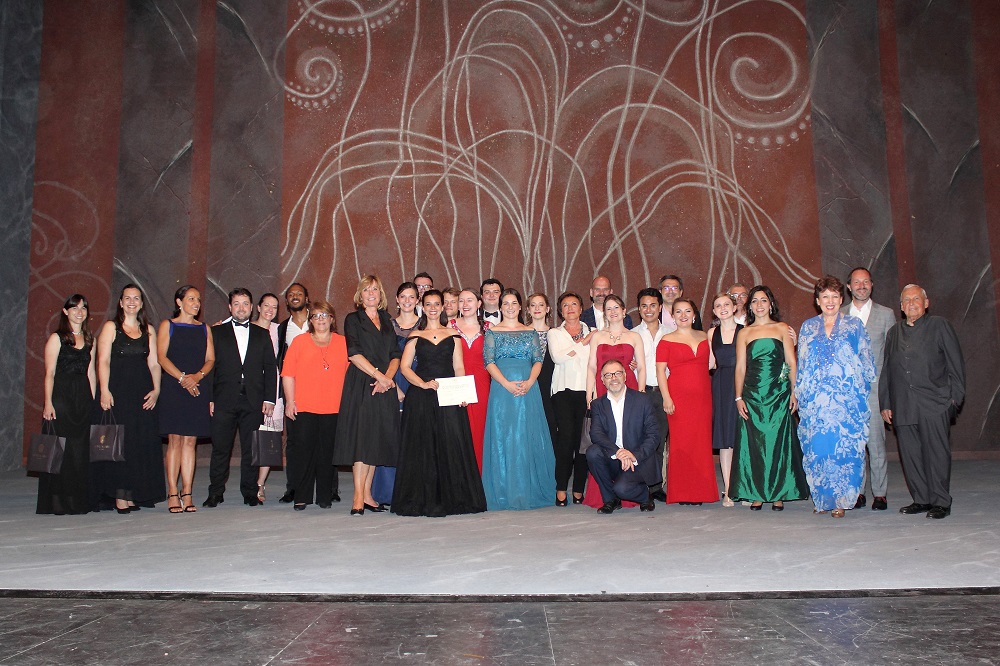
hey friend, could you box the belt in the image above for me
[645,385,659,392]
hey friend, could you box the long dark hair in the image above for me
[113,284,150,333]
[416,289,448,330]
[171,284,200,319]
[57,294,93,346]
[745,285,781,325]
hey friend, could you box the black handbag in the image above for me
[251,419,283,467]
[578,409,593,455]
[27,421,66,474]
[90,409,125,462]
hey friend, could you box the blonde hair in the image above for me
[353,275,388,310]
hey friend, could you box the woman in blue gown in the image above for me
[796,275,875,517]
[481,289,556,510]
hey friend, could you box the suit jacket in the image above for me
[582,306,634,330]
[210,321,277,413]
[841,300,895,381]
[878,314,966,426]
[589,388,662,485]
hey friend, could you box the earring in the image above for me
[769,305,774,315]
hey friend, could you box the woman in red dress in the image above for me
[656,298,719,504]
[453,288,490,473]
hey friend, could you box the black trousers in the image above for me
[289,412,338,505]
[551,390,589,494]
[586,445,648,504]
[209,394,262,499]
[284,416,296,494]
[895,407,953,508]
[643,385,667,491]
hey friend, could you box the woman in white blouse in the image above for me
[547,292,595,505]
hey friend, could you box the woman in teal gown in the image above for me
[729,285,809,510]
[796,276,875,517]
[481,289,556,510]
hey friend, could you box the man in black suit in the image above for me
[879,284,965,519]
[204,288,277,507]
[581,276,633,330]
[480,278,504,324]
[586,359,661,513]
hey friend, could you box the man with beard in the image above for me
[582,275,633,330]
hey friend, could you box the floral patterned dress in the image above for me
[795,314,876,511]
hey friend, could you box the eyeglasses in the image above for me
[310,313,331,320]
[661,286,681,293]
[728,292,748,300]
[602,371,625,380]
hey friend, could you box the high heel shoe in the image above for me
[180,493,197,513]
[167,493,183,514]
[363,502,387,512]
[771,502,784,511]
[257,484,266,503]
[294,503,306,511]
[750,502,763,511]
[115,501,130,515]
[572,495,584,504]
[831,508,845,518]
[555,494,568,507]
[350,507,365,516]
[722,495,735,508]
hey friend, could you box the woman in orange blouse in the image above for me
[282,300,349,510]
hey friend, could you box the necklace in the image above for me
[315,336,331,370]
[608,330,623,344]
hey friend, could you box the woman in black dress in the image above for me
[392,290,487,517]
[38,294,96,515]
[94,284,165,513]
[707,292,742,507]
[157,285,215,513]
[335,275,401,516]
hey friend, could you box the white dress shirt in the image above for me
[285,318,308,346]
[608,389,626,452]
[633,320,670,387]
[849,299,873,326]
[659,309,678,333]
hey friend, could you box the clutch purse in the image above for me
[27,421,66,474]
[90,409,125,462]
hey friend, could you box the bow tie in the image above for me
[233,320,249,328]
[483,311,500,319]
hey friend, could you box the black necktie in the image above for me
[234,320,249,328]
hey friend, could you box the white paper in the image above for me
[435,375,478,406]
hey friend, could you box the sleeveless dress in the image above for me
[729,338,809,503]
[392,336,487,516]
[481,330,556,509]
[454,322,491,473]
[657,339,719,503]
[92,325,166,507]
[711,325,742,450]
[158,321,211,437]
[371,319,416,505]
[535,330,558,447]
[37,341,93,515]
[584,342,640,508]
[335,310,401,466]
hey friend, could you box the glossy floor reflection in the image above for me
[1,595,998,665]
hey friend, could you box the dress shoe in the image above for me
[899,502,932,515]
[572,495,584,504]
[331,493,342,503]
[202,494,223,508]
[639,494,655,512]
[350,508,365,516]
[244,496,260,507]
[871,496,887,511]
[279,491,294,504]
[927,506,951,519]
[650,489,667,502]
[318,502,332,509]
[854,493,867,509]
[597,499,622,514]
[364,502,388,512]
[293,503,306,511]
[679,502,702,506]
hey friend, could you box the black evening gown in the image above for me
[37,341,92,515]
[711,324,742,450]
[392,336,487,517]
[92,325,166,507]
[158,321,211,437]
[334,310,401,466]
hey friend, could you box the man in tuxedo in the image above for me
[880,284,965,519]
[586,359,661,513]
[480,278,504,324]
[582,276,633,330]
[277,283,312,503]
[841,267,896,510]
[204,288,277,507]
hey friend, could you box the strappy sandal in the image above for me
[180,493,197,513]
[257,484,266,503]
[167,493,183,514]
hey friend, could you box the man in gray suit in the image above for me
[841,267,896,511]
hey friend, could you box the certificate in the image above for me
[435,375,479,406]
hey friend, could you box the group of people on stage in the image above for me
[37,266,966,521]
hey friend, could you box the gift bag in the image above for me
[577,410,593,455]
[251,425,283,467]
[27,422,66,474]
[90,410,125,462]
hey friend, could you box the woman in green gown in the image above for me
[729,285,809,510]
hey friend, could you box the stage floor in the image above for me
[1,461,997,599]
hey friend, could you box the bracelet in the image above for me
[735,396,743,402]
[179,372,186,385]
